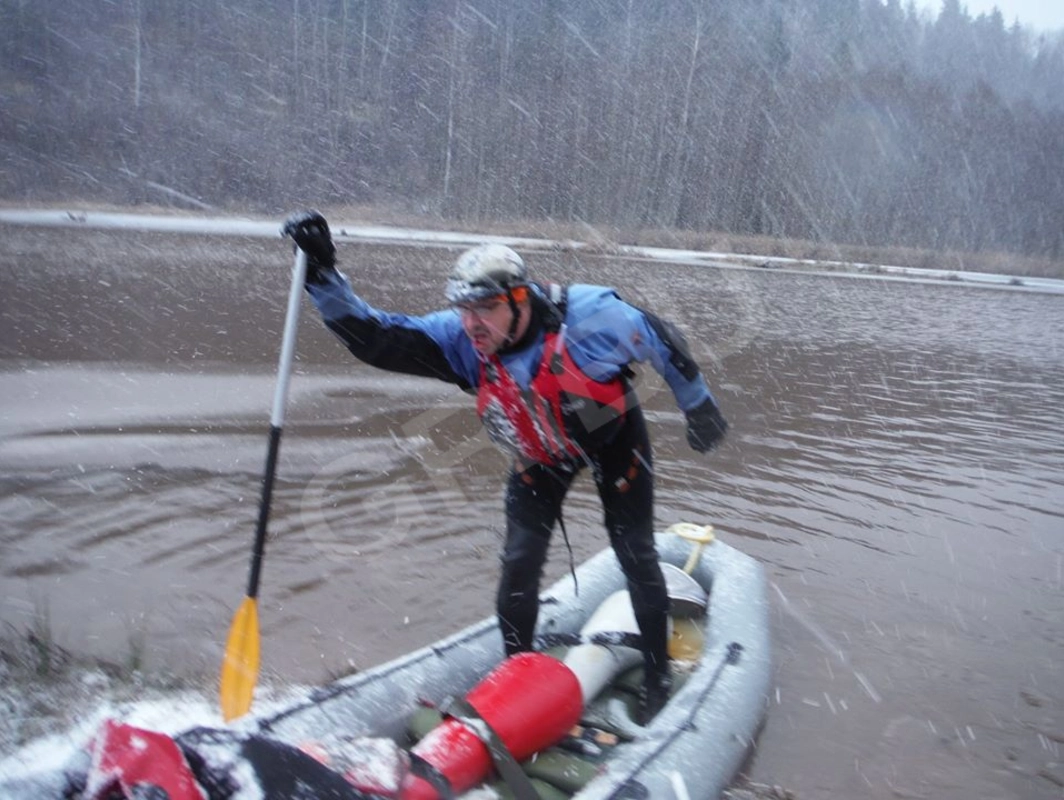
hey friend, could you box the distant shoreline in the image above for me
[2,205,1063,295]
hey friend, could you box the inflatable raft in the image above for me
[4,524,771,800]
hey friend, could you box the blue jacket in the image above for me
[306,268,715,413]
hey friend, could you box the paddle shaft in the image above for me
[245,249,307,599]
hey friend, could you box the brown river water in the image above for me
[1,225,1062,798]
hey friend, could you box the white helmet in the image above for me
[445,245,529,304]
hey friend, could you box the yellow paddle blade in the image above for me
[220,597,260,722]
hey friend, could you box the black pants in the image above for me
[496,405,670,678]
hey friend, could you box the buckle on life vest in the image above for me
[550,351,564,375]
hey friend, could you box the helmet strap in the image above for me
[504,290,521,343]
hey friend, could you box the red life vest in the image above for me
[476,329,629,465]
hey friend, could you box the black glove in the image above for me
[685,398,728,453]
[281,210,336,282]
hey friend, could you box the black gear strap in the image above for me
[505,289,522,343]
[535,282,568,333]
[533,631,644,650]
[439,696,543,800]
[407,752,457,800]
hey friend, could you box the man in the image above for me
[283,211,728,723]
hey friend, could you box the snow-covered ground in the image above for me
[3,208,1063,295]
[0,663,306,786]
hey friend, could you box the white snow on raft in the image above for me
[1,525,772,800]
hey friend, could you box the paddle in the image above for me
[220,248,308,722]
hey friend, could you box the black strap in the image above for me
[234,734,380,800]
[537,282,568,333]
[441,696,543,800]
[408,752,457,800]
[534,631,644,651]
[505,288,521,343]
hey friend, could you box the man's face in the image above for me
[456,295,515,355]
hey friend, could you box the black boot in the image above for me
[637,668,673,725]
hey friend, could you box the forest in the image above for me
[2,0,1062,259]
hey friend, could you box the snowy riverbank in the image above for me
[3,207,1063,295]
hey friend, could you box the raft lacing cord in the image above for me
[440,695,544,800]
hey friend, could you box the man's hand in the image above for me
[685,398,728,453]
[282,210,336,281]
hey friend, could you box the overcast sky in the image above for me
[918,0,1064,31]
